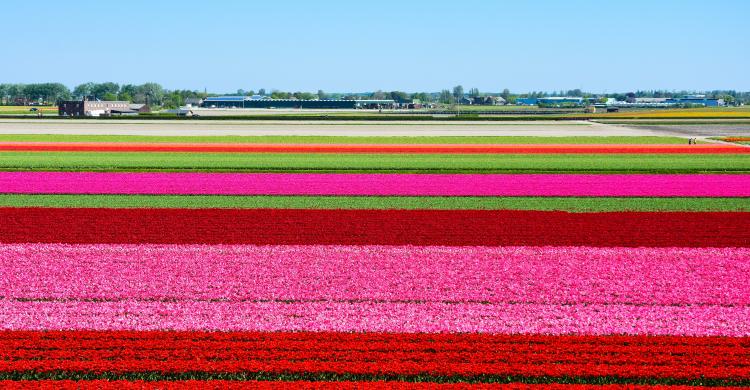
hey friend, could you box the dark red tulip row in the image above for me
[3,381,746,389]
[1,208,748,247]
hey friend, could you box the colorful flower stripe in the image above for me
[2,245,747,306]
[4,300,748,335]
[1,208,748,247]
[1,332,748,380]
[2,383,743,390]
[1,142,748,154]
[3,172,750,197]
[1,245,748,335]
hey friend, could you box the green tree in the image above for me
[501,88,510,101]
[389,91,409,102]
[452,85,464,100]
[119,85,137,100]
[317,90,327,100]
[118,92,133,102]
[439,89,453,104]
[136,83,164,105]
[73,83,94,98]
[469,88,480,97]
[91,82,119,99]
[411,92,431,103]
[0,84,8,104]
[270,90,291,99]
[23,83,71,103]
[719,94,735,105]
[294,92,316,100]
[161,91,184,109]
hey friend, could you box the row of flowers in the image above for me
[2,245,748,305]
[1,208,747,247]
[1,331,748,379]
[3,300,748,335]
[2,172,749,196]
[1,381,743,389]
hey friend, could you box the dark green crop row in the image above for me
[0,194,747,212]
[1,152,748,173]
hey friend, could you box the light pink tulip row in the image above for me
[2,172,749,196]
[1,244,748,335]
[1,300,748,336]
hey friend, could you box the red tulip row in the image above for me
[1,381,743,390]
[1,331,747,379]
[1,208,748,247]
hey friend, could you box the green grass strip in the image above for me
[0,134,694,144]
[1,371,747,386]
[0,152,748,173]
[0,194,747,212]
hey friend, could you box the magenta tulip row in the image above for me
[2,172,749,196]
[1,244,748,336]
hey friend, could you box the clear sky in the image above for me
[3,0,748,93]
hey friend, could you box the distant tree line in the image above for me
[432,86,750,105]
[2,83,748,107]
[0,82,208,109]
[0,83,71,104]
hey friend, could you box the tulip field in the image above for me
[0,134,749,388]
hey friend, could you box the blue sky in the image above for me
[3,0,748,93]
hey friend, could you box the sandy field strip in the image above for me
[0,119,669,137]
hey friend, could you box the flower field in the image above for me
[0,135,748,388]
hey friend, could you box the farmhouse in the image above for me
[58,99,130,117]
[129,104,151,113]
[201,96,396,109]
[470,96,506,105]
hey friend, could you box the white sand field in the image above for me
[0,119,680,137]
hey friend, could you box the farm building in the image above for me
[202,96,396,109]
[129,104,151,113]
[618,95,725,107]
[515,97,584,107]
[666,96,724,106]
[184,97,204,106]
[470,96,505,105]
[58,99,130,117]
[515,97,539,106]
[539,97,584,106]
[634,97,669,104]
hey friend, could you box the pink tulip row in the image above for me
[2,172,749,196]
[2,300,748,336]
[1,244,748,336]
[2,244,748,305]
